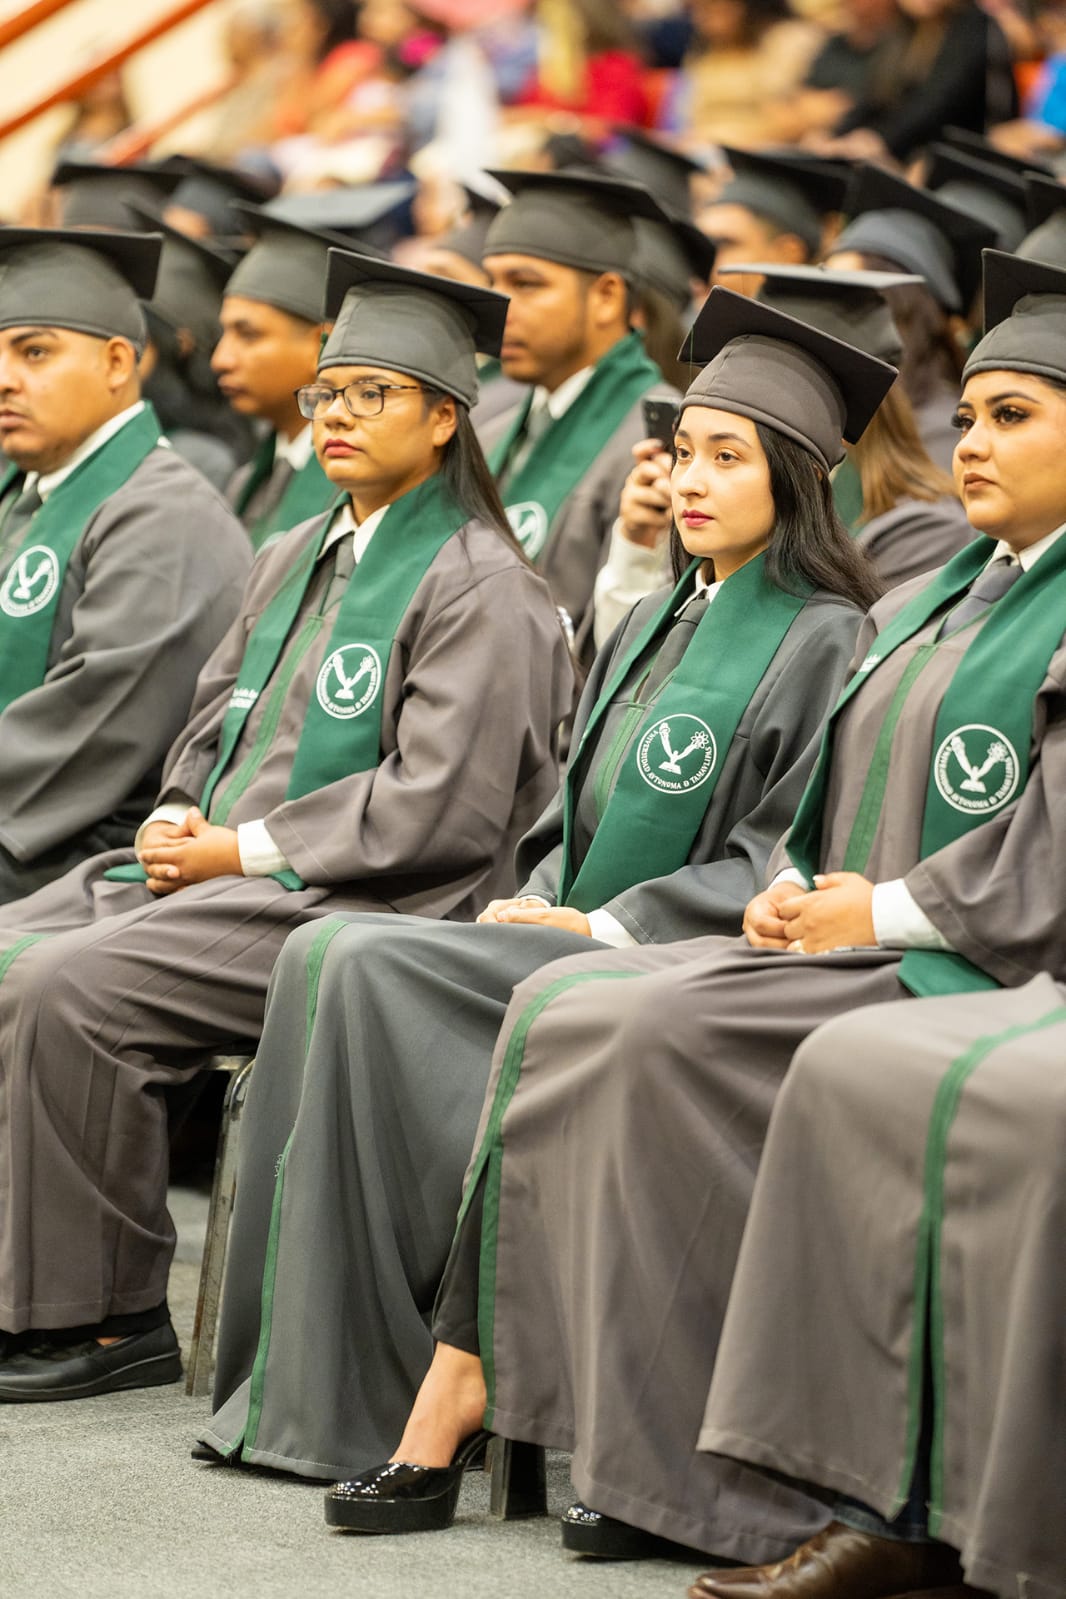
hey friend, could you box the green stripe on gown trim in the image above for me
[470,970,637,1423]
[898,1001,1066,1525]
[239,916,350,1455]
[0,934,47,986]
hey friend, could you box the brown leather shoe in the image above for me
[687,1522,963,1599]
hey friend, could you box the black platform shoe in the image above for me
[561,1501,706,1560]
[325,1430,492,1533]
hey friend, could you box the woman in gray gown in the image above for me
[347,250,1066,1571]
[198,289,897,1481]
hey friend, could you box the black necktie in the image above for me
[935,556,1023,640]
[321,535,357,613]
[642,591,709,700]
[0,480,42,560]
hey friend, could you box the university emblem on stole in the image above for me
[637,714,717,794]
[506,501,550,559]
[933,723,1020,815]
[316,643,382,720]
[0,546,60,617]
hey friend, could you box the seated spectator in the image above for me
[677,0,825,148]
[986,0,1066,163]
[0,251,572,1403]
[512,0,651,130]
[196,284,889,1480]
[269,0,382,142]
[0,227,250,904]
[768,0,904,147]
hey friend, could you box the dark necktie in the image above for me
[0,480,42,564]
[935,555,1023,640]
[321,534,357,614]
[641,590,709,700]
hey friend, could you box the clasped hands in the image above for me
[478,896,592,937]
[743,872,876,954]
[138,807,242,895]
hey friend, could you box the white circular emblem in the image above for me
[637,714,717,794]
[933,723,1020,815]
[507,501,550,559]
[316,644,382,720]
[0,546,60,618]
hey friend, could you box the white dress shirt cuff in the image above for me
[237,820,292,878]
[587,908,639,948]
[135,802,195,852]
[872,879,954,950]
[771,867,810,890]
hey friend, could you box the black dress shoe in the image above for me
[0,1322,182,1403]
[562,1501,707,1561]
[325,1430,491,1533]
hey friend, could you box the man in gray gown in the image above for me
[0,250,571,1403]
[0,226,251,904]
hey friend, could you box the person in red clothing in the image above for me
[514,0,650,129]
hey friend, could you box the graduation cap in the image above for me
[125,201,234,354]
[926,145,1028,253]
[224,204,357,323]
[677,285,898,472]
[263,181,415,253]
[161,156,278,236]
[52,158,184,230]
[833,164,996,313]
[320,248,510,408]
[719,263,920,366]
[431,178,510,272]
[482,169,665,276]
[604,127,706,219]
[964,248,1066,384]
[631,211,716,310]
[940,127,1054,180]
[0,225,162,352]
[1016,173,1066,268]
[711,149,848,255]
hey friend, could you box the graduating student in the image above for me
[0,226,250,904]
[925,144,1028,254]
[0,250,570,1403]
[213,207,345,549]
[475,170,678,652]
[350,250,1066,1565]
[51,157,184,230]
[249,287,897,1504]
[697,149,848,283]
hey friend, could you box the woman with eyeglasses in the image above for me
[194,288,894,1485]
[0,251,572,1406]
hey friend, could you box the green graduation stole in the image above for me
[109,472,465,891]
[236,433,342,552]
[0,404,162,715]
[559,553,809,912]
[787,533,1066,997]
[488,331,660,560]
[831,455,865,536]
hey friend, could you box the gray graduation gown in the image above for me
[701,975,1066,1599]
[855,494,976,590]
[0,447,251,904]
[199,585,864,1479]
[477,386,676,659]
[0,509,570,1335]
[435,573,1066,1563]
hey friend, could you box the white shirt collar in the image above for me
[676,560,723,616]
[274,424,315,472]
[532,365,595,423]
[32,401,148,501]
[320,498,390,563]
[990,522,1066,571]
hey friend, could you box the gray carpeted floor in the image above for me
[0,1188,708,1599]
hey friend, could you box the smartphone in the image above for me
[641,397,680,449]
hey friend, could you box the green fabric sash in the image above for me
[109,472,464,892]
[559,554,809,912]
[0,405,162,716]
[488,331,660,560]
[236,433,342,552]
[787,533,1066,996]
[831,455,865,536]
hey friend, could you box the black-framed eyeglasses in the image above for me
[294,380,424,420]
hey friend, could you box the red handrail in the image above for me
[0,0,221,144]
[0,0,79,53]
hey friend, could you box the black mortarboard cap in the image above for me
[320,248,509,408]
[125,201,233,352]
[964,248,1066,382]
[263,181,415,253]
[1016,173,1066,268]
[926,145,1028,252]
[429,178,507,270]
[0,225,161,352]
[225,204,352,322]
[834,164,996,312]
[719,262,920,366]
[713,148,848,254]
[162,156,277,234]
[604,127,705,219]
[482,169,663,276]
[631,211,716,309]
[941,127,1054,179]
[52,158,184,230]
[678,285,897,471]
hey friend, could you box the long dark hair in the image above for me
[670,423,884,612]
[424,388,531,565]
[839,251,964,406]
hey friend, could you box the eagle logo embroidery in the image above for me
[0,546,61,618]
[637,714,717,794]
[933,724,1020,815]
[316,644,382,720]
[506,501,550,559]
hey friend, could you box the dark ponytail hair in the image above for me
[423,387,531,565]
[670,422,884,613]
